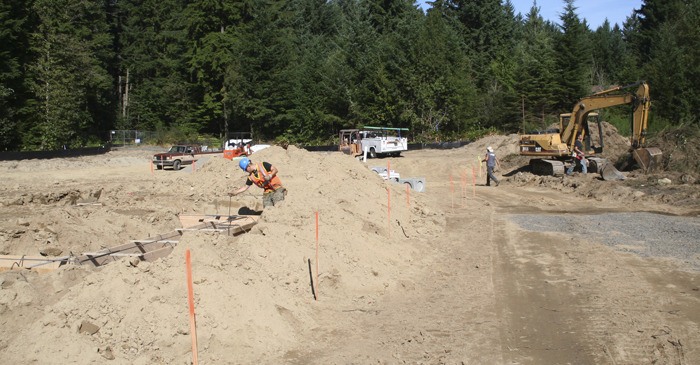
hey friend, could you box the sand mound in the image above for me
[1,145,445,364]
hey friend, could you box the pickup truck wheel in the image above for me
[156,165,163,170]
[369,148,377,159]
[173,160,181,171]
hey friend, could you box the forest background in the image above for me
[0,0,698,151]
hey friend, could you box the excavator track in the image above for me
[529,159,565,176]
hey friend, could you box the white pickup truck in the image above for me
[339,127,408,158]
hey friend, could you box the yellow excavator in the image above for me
[519,81,662,179]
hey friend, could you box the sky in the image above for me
[417,0,644,29]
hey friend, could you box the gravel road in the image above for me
[508,212,700,271]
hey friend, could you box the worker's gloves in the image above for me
[264,175,272,182]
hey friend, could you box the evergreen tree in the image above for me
[480,0,521,130]
[633,0,685,57]
[407,3,478,140]
[644,2,700,124]
[515,3,558,129]
[435,0,521,131]
[357,0,423,129]
[618,14,644,83]
[183,0,253,137]
[441,0,512,84]
[225,0,301,140]
[590,21,634,85]
[261,0,343,143]
[0,0,30,150]
[554,0,590,110]
[25,0,113,150]
[117,0,195,133]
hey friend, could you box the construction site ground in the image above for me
[1,130,699,364]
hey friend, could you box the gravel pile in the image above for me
[508,212,700,271]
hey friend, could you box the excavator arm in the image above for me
[562,81,651,149]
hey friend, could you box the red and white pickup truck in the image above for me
[152,145,221,171]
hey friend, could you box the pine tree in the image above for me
[0,0,30,150]
[225,0,299,140]
[406,3,478,140]
[590,20,634,85]
[184,0,243,137]
[643,2,700,124]
[25,0,113,150]
[117,0,195,133]
[515,3,558,130]
[554,0,590,110]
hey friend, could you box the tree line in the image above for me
[0,0,698,151]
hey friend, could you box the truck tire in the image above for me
[173,160,181,171]
[369,147,377,159]
[156,165,163,170]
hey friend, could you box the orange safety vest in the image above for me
[249,163,283,193]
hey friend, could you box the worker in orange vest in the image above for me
[230,157,286,207]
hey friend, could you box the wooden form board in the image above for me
[74,231,182,267]
[178,214,260,235]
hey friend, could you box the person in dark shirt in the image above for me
[566,134,588,175]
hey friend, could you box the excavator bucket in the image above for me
[600,162,626,181]
[588,157,626,180]
[632,147,663,173]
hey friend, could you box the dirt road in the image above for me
[1,142,699,364]
[285,179,699,364]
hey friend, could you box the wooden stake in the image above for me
[185,249,199,365]
[387,187,392,237]
[472,165,476,197]
[452,174,455,209]
[477,156,482,178]
[315,211,319,300]
[406,183,410,208]
[461,169,467,199]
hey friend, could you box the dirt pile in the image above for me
[0,145,445,364]
[651,125,700,178]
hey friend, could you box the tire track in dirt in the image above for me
[492,223,598,364]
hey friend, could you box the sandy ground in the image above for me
[1,134,699,364]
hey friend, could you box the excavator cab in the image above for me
[559,112,603,155]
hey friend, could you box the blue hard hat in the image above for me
[238,157,250,171]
